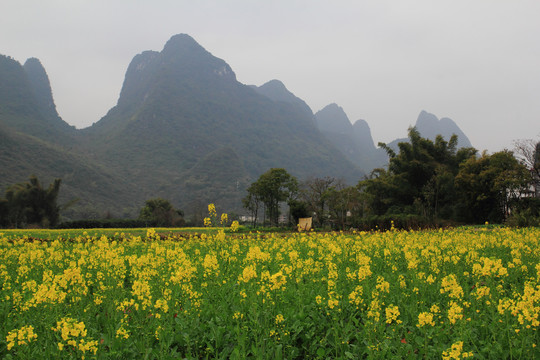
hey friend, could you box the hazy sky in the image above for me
[2,0,539,152]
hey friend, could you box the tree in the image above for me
[358,168,397,216]
[454,150,530,223]
[300,176,337,227]
[361,128,476,220]
[139,198,184,227]
[513,138,540,197]
[242,183,262,227]
[326,183,362,230]
[0,175,62,228]
[288,199,309,225]
[536,142,540,197]
[243,168,298,226]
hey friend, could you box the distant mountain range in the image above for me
[0,34,473,220]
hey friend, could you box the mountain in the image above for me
[0,123,140,219]
[315,103,352,134]
[79,34,362,214]
[23,58,62,124]
[0,55,140,219]
[251,79,313,118]
[0,55,75,145]
[415,110,472,148]
[386,110,473,151]
[0,34,475,222]
[314,104,387,173]
[352,119,388,170]
[314,106,473,174]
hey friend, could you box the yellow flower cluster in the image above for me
[230,220,240,232]
[203,253,220,277]
[208,203,216,216]
[220,213,228,226]
[6,325,38,350]
[239,264,257,282]
[53,317,98,356]
[385,304,401,324]
[417,311,435,327]
[440,274,464,299]
[442,341,473,359]
[447,301,464,325]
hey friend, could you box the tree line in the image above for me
[242,128,540,229]
[0,175,62,228]
[0,175,186,229]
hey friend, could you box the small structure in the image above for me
[298,217,312,231]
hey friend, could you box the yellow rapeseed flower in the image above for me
[417,312,435,327]
[6,325,38,351]
[442,341,473,359]
[385,304,401,324]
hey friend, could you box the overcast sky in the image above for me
[2,0,539,152]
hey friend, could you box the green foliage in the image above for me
[243,168,298,226]
[288,199,309,225]
[361,128,532,225]
[299,177,337,227]
[505,198,540,227]
[326,185,363,230]
[455,150,531,223]
[0,175,61,228]
[138,198,185,227]
[362,128,472,219]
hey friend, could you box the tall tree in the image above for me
[326,183,362,230]
[455,150,530,223]
[138,198,184,227]
[242,184,261,227]
[300,176,337,227]
[513,138,540,197]
[536,142,540,198]
[243,168,298,226]
[362,128,476,219]
[0,175,61,228]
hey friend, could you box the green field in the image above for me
[1,227,539,359]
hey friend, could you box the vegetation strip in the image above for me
[1,227,539,358]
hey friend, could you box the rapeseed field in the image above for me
[1,227,539,359]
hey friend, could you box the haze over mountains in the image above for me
[0,34,473,220]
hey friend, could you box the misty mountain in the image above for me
[78,34,362,214]
[0,123,140,219]
[23,58,62,124]
[0,55,75,146]
[0,34,475,221]
[385,110,473,151]
[313,105,474,174]
[0,55,143,218]
[251,79,314,118]
[314,104,388,173]
[251,86,390,173]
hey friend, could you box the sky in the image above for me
[2,0,539,153]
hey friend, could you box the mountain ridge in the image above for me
[0,34,475,220]
[74,34,363,215]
